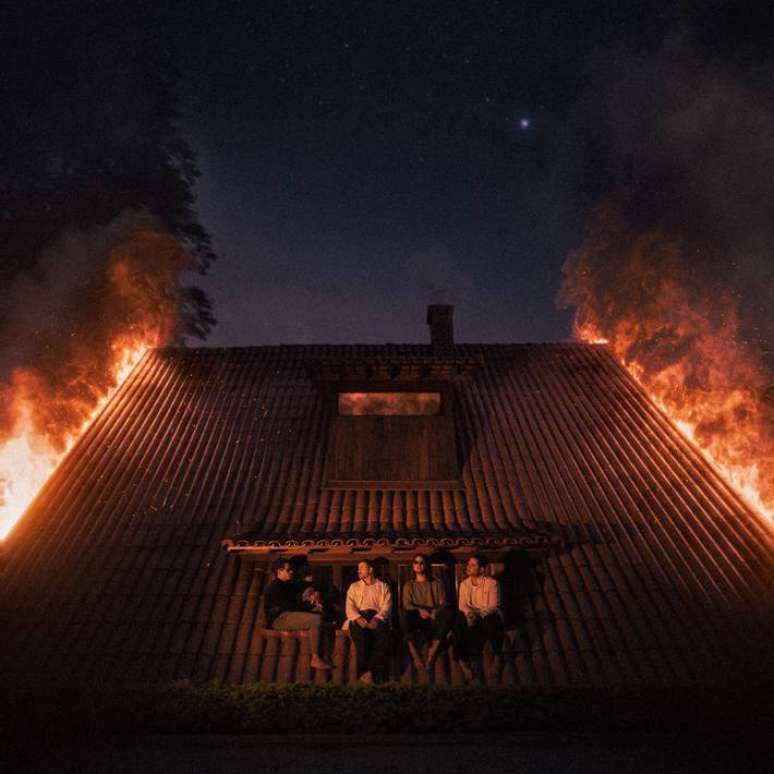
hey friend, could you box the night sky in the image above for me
[6,2,768,348]
[164,1,670,346]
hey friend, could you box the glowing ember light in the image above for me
[0,342,149,540]
[338,391,442,415]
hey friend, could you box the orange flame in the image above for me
[0,214,195,541]
[0,340,151,540]
[561,215,773,527]
[574,317,774,526]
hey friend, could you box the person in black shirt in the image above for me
[264,559,332,670]
[297,564,342,624]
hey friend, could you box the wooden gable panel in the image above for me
[327,415,459,486]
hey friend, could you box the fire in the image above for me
[0,213,199,542]
[0,340,150,540]
[576,316,773,524]
[561,219,774,526]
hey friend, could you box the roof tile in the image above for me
[1,343,772,685]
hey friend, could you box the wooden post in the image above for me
[259,630,279,682]
[332,629,347,685]
[276,631,298,683]
[295,631,311,684]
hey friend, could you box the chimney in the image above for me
[426,304,454,349]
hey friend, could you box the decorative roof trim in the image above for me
[305,355,483,382]
[222,532,556,555]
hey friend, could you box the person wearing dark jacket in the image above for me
[263,559,332,670]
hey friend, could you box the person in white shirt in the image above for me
[345,559,392,684]
[453,554,504,682]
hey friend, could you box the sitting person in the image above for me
[400,554,454,671]
[344,559,392,684]
[296,564,324,614]
[301,584,324,614]
[298,564,341,623]
[264,559,332,670]
[453,554,504,682]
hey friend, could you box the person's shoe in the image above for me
[358,671,374,685]
[310,654,332,670]
[458,660,474,682]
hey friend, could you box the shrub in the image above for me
[2,678,772,744]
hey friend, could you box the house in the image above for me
[2,306,772,687]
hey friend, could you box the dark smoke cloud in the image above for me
[574,24,774,360]
[0,212,195,450]
[558,12,774,512]
[558,8,774,359]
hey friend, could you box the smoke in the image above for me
[403,245,474,305]
[573,26,774,355]
[0,212,195,451]
[557,20,774,514]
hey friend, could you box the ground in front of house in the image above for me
[6,731,769,774]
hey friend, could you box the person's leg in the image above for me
[480,613,504,681]
[452,611,471,662]
[469,616,488,657]
[463,617,489,681]
[400,609,420,641]
[271,611,320,652]
[418,616,434,647]
[400,610,424,668]
[426,607,454,666]
[348,622,370,678]
[368,619,391,682]
[407,640,423,670]
[271,611,329,667]
[452,612,475,681]
[431,607,454,642]
[481,613,504,655]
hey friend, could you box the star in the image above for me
[519,118,530,129]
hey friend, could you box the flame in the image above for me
[575,316,773,525]
[0,213,196,541]
[0,340,151,540]
[560,214,773,527]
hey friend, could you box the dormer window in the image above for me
[305,344,481,490]
[306,305,481,489]
[326,384,459,488]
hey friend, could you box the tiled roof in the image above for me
[1,343,773,687]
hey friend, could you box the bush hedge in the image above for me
[2,679,772,745]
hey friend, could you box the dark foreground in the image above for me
[6,731,770,774]
[2,681,772,773]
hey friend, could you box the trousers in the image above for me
[348,609,391,681]
[272,611,323,655]
[399,607,454,645]
[453,612,504,662]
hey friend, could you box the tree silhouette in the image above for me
[0,5,216,340]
